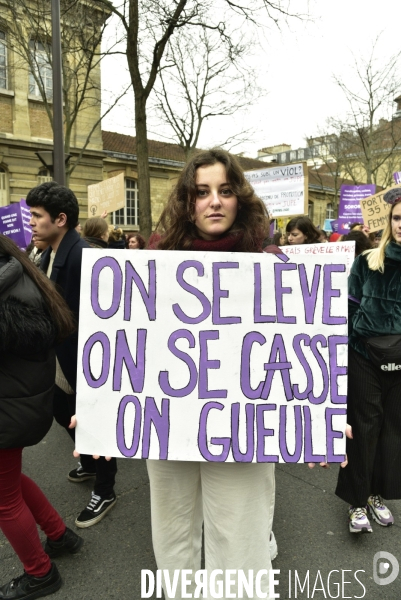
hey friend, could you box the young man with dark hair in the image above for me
[27,182,117,528]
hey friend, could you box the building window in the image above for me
[0,167,8,205]
[280,153,287,163]
[326,202,334,219]
[37,168,52,184]
[298,149,304,160]
[290,151,296,161]
[112,179,138,227]
[29,40,52,99]
[308,202,314,220]
[0,31,7,89]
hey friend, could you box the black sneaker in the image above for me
[44,527,84,558]
[68,463,96,483]
[75,491,117,528]
[0,562,61,599]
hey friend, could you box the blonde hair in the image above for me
[364,202,397,272]
[108,226,124,242]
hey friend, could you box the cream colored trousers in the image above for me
[146,460,276,600]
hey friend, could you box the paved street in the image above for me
[1,422,400,599]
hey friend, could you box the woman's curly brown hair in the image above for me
[155,148,269,251]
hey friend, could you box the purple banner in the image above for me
[0,199,32,249]
[338,185,376,233]
[269,221,274,238]
[394,172,401,185]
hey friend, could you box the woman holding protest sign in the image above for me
[0,235,83,599]
[147,148,280,599]
[335,187,401,533]
[285,216,321,245]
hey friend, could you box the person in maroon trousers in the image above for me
[0,235,83,600]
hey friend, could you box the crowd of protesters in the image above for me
[0,147,398,600]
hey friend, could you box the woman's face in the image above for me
[128,236,140,249]
[287,227,307,245]
[193,163,238,240]
[391,203,401,244]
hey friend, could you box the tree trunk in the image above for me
[135,94,152,238]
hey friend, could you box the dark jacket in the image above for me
[349,242,401,358]
[0,253,56,448]
[83,236,108,249]
[40,229,90,391]
[108,239,126,249]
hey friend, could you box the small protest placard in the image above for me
[279,241,355,275]
[338,184,376,232]
[359,186,401,232]
[76,247,348,464]
[87,173,125,216]
[244,163,308,218]
[394,172,401,185]
[323,219,333,232]
[0,199,32,249]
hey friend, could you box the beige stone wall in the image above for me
[0,144,43,204]
[149,171,178,226]
[28,101,53,140]
[0,96,13,133]
[0,137,104,212]
[309,193,336,228]
[68,40,102,153]
[339,153,401,188]
[1,0,102,148]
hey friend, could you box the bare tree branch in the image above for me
[151,27,263,158]
[314,39,401,188]
[91,0,307,237]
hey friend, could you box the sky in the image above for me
[101,0,401,158]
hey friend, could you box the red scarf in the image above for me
[148,231,283,256]
[191,232,244,252]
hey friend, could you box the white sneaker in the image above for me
[348,506,372,533]
[367,495,394,527]
[270,531,278,560]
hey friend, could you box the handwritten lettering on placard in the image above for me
[359,187,400,232]
[76,248,348,463]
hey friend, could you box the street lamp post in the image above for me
[35,151,71,178]
[51,0,66,185]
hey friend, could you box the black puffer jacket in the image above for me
[0,253,56,449]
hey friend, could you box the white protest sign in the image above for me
[244,163,308,218]
[279,241,355,275]
[87,172,125,216]
[76,248,348,463]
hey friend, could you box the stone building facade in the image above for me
[0,0,345,234]
[0,0,105,210]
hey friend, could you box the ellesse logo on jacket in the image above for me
[381,363,401,371]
